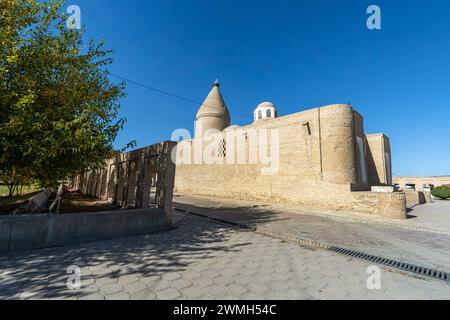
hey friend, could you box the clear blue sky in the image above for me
[74,0,450,176]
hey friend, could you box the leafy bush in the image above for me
[431,186,450,200]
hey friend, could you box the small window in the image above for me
[218,139,226,157]
[266,109,272,118]
[258,110,263,120]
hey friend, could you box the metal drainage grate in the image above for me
[175,208,450,283]
[329,246,450,283]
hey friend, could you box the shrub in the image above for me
[431,186,450,200]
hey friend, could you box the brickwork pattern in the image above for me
[175,104,405,219]
[71,142,177,218]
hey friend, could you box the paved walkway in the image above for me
[0,212,448,300]
[407,200,450,231]
[174,195,450,271]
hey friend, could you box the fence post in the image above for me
[134,152,146,208]
[155,142,177,226]
[112,154,120,205]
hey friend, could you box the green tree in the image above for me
[431,186,450,200]
[0,0,129,195]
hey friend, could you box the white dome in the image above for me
[256,102,275,109]
[254,101,278,122]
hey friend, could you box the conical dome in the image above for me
[196,80,230,120]
[195,80,231,138]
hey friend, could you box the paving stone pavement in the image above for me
[0,212,448,300]
[174,195,450,271]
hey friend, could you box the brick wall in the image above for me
[350,191,406,219]
[71,141,177,222]
[175,104,406,219]
[366,134,392,186]
[404,190,432,208]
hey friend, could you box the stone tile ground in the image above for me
[175,195,450,271]
[0,212,448,300]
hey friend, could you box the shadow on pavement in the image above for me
[0,211,259,299]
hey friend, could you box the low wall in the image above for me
[0,209,168,254]
[405,190,432,208]
[394,176,450,191]
[351,192,407,219]
[175,179,408,219]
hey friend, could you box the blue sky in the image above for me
[73,0,450,176]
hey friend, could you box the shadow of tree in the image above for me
[0,210,268,300]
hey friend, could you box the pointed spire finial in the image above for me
[214,79,220,87]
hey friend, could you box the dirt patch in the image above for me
[60,190,116,214]
[1,189,116,215]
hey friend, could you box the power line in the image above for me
[110,73,252,119]
[111,74,201,109]
[81,7,253,120]
[125,105,187,121]
[54,10,189,122]
[79,6,253,121]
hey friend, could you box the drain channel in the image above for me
[175,208,450,283]
[329,246,449,283]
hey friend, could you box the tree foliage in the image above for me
[431,186,450,200]
[0,0,128,192]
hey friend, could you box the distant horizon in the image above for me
[73,0,450,177]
